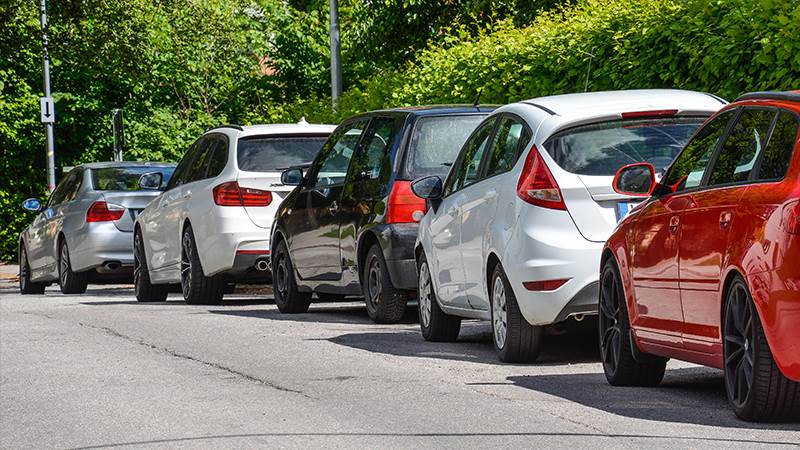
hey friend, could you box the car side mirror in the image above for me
[613,163,656,197]
[22,198,42,212]
[138,172,164,190]
[411,176,443,210]
[281,168,304,186]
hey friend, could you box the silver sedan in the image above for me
[18,162,175,294]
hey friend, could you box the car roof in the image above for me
[499,89,727,141]
[77,161,176,170]
[207,120,337,138]
[359,105,498,118]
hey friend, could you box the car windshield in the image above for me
[404,114,487,178]
[91,166,175,191]
[542,117,706,176]
[237,135,328,172]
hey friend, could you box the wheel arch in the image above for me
[356,229,381,283]
[485,251,502,299]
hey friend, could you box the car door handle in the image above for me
[329,201,339,215]
[669,216,680,234]
[719,211,732,229]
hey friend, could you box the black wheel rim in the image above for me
[724,282,755,408]
[275,250,289,300]
[133,233,143,296]
[367,256,381,308]
[599,266,623,375]
[59,242,69,286]
[180,233,192,299]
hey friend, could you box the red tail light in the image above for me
[781,200,800,235]
[86,201,125,222]
[213,181,272,207]
[523,278,570,291]
[386,180,427,224]
[516,146,566,211]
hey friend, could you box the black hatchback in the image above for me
[271,106,495,323]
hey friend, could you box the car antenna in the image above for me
[473,88,483,108]
[582,46,596,92]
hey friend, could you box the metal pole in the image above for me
[329,0,342,111]
[39,0,56,193]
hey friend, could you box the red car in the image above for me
[602,91,800,421]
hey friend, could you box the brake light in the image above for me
[386,180,427,224]
[523,279,570,291]
[781,200,800,235]
[86,201,125,222]
[516,146,566,210]
[621,109,678,119]
[213,181,272,207]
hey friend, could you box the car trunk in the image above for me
[560,175,644,243]
[236,171,292,229]
[100,191,163,232]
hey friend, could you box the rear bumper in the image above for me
[375,223,418,290]
[69,222,134,272]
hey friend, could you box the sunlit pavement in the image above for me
[1,277,798,449]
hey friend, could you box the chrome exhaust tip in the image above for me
[254,259,269,272]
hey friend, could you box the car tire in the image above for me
[134,230,168,302]
[417,252,460,342]
[490,263,543,363]
[58,239,88,295]
[273,240,311,313]
[723,276,800,421]
[599,258,667,386]
[317,292,345,302]
[19,244,46,295]
[363,244,407,324]
[180,225,224,305]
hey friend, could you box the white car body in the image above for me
[416,90,726,328]
[136,122,335,285]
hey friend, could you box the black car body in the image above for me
[271,106,495,323]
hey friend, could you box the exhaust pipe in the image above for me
[101,261,121,272]
[254,258,270,272]
[572,313,585,322]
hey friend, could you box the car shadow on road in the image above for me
[326,321,601,366]
[507,368,800,430]
[209,303,419,325]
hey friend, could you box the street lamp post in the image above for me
[329,0,342,111]
[39,0,56,193]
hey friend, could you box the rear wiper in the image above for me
[441,162,453,167]
[276,161,313,171]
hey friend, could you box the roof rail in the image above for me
[521,101,557,116]
[734,91,800,103]
[208,124,244,132]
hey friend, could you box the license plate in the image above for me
[615,202,640,222]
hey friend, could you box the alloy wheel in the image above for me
[492,275,508,349]
[367,256,382,308]
[724,282,755,409]
[599,266,623,374]
[180,233,192,298]
[418,261,432,328]
[19,247,29,290]
[133,233,143,296]
[275,251,289,300]
[59,242,69,286]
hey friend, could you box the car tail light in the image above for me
[516,146,567,211]
[781,200,800,235]
[386,180,427,224]
[213,181,272,207]
[523,279,570,291]
[86,201,125,222]
[621,109,678,119]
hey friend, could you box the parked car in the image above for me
[602,91,800,421]
[411,89,727,362]
[18,162,176,294]
[272,106,495,323]
[132,122,334,304]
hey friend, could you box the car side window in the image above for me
[63,169,83,202]
[188,137,215,183]
[707,109,775,186]
[486,116,530,177]
[445,117,496,195]
[757,111,799,180]
[205,136,229,179]
[347,117,395,182]
[308,119,368,188]
[47,170,78,207]
[167,141,201,190]
[663,110,734,192]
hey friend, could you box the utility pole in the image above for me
[39,0,56,193]
[329,0,342,111]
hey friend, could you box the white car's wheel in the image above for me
[417,252,460,341]
[490,263,542,363]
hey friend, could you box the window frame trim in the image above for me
[477,112,534,184]
[442,116,500,198]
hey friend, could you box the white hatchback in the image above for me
[134,121,335,304]
[411,90,726,362]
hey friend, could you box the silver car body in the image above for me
[20,162,176,283]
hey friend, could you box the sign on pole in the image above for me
[40,97,54,123]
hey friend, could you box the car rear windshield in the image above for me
[237,135,328,172]
[542,117,706,176]
[404,114,487,178]
[91,166,175,191]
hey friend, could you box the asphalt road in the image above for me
[1,279,799,449]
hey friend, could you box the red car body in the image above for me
[604,92,800,382]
